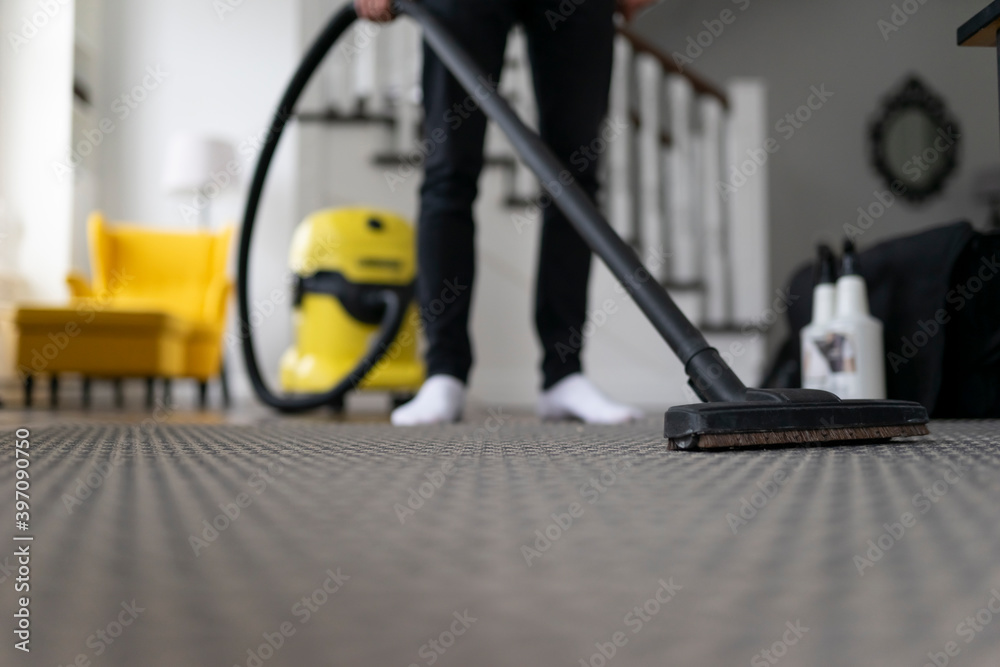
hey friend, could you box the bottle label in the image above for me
[804,331,858,397]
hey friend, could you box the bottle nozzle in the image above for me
[841,239,858,276]
[814,244,837,284]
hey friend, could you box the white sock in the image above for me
[538,373,644,424]
[390,374,465,426]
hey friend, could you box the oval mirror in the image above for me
[869,77,960,203]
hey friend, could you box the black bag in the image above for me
[763,221,1000,417]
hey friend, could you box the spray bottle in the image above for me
[823,240,886,399]
[801,244,837,392]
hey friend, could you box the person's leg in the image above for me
[524,0,642,423]
[393,0,515,425]
[523,0,615,389]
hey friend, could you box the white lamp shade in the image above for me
[162,133,237,194]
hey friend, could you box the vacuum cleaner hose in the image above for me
[238,3,413,412]
[240,0,751,412]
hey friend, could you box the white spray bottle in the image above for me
[824,240,886,399]
[801,244,838,392]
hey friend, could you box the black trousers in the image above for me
[418,0,615,389]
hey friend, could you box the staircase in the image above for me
[292,4,771,408]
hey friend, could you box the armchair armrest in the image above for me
[66,272,94,298]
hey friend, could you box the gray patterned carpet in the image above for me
[1,419,999,666]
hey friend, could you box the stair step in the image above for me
[295,108,396,126]
[371,153,517,169]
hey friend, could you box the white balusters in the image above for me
[390,21,421,151]
[322,27,355,115]
[308,23,768,331]
[699,96,731,326]
[608,35,634,242]
[635,53,667,282]
[724,80,769,324]
[351,21,384,114]
[664,74,698,286]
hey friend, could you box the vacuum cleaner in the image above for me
[237,0,930,449]
[279,207,423,409]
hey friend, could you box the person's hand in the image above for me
[355,0,396,22]
[617,0,657,23]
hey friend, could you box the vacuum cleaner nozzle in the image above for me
[665,388,929,450]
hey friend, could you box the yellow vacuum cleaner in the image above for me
[279,207,423,409]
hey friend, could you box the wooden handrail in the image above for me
[617,25,730,110]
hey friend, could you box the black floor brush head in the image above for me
[665,390,930,451]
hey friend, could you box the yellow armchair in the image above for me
[14,215,234,408]
[83,212,234,394]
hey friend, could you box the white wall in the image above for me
[637,0,999,348]
[93,0,305,397]
[0,0,76,301]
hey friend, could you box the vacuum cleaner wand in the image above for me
[239,1,930,448]
[395,1,745,404]
[393,1,927,449]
